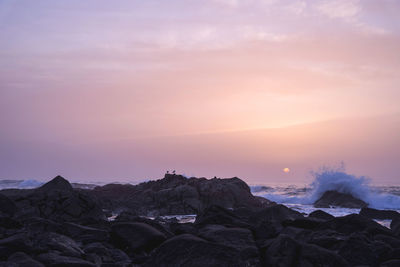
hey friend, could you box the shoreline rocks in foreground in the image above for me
[0,174,399,266]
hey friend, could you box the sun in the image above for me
[283,167,290,173]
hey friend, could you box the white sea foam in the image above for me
[252,167,400,212]
[18,179,44,189]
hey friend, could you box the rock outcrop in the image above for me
[360,207,400,220]
[90,173,272,216]
[314,190,368,208]
[1,175,106,222]
[0,175,399,266]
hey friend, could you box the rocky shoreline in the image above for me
[0,174,399,266]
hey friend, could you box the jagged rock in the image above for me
[263,234,300,266]
[83,242,131,266]
[0,216,21,229]
[36,252,96,267]
[195,205,251,228]
[23,217,62,233]
[391,219,400,236]
[338,233,378,266]
[384,248,400,261]
[34,232,84,258]
[248,204,304,241]
[391,218,400,230]
[299,242,349,266]
[114,213,173,238]
[2,176,106,222]
[0,194,17,216]
[374,234,400,249]
[360,207,400,220]
[7,252,44,267]
[91,174,269,216]
[197,224,259,258]
[280,226,311,240]
[305,230,347,250]
[143,234,255,266]
[308,210,334,220]
[317,214,391,236]
[381,260,400,267]
[250,204,304,224]
[263,234,348,266]
[169,222,198,235]
[36,176,73,192]
[282,217,324,230]
[314,190,367,208]
[110,222,166,253]
[62,222,109,244]
[0,233,33,260]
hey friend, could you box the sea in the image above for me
[1,169,399,227]
[250,169,400,228]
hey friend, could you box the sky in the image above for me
[0,0,399,184]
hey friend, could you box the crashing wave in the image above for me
[259,166,400,210]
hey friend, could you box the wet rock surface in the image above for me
[0,175,399,266]
[314,190,368,208]
[360,207,400,220]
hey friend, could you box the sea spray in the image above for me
[253,167,400,211]
[307,167,371,203]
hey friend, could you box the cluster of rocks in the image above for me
[0,175,399,266]
[89,174,272,216]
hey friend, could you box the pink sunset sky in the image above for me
[0,0,399,184]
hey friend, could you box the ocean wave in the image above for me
[0,179,44,189]
[257,167,400,210]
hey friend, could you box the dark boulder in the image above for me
[36,176,73,192]
[7,252,44,267]
[23,217,62,233]
[0,194,17,216]
[144,234,256,267]
[384,248,400,261]
[195,205,250,228]
[249,204,304,241]
[263,234,348,267]
[110,222,166,253]
[0,216,22,229]
[83,242,131,266]
[381,260,400,267]
[391,218,400,230]
[263,234,300,266]
[314,190,367,208]
[169,222,198,235]
[317,214,391,236]
[299,242,349,267]
[62,222,109,244]
[0,233,33,260]
[374,234,400,249]
[391,218,400,236]
[250,204,303,224]
[280,226,311,240]
[360,207,400,220]
[308,210,334,220]
[36,252,96,267]
[34,232,84,258]
[114,213,173,238]
[338,233,378,266]
[197,224,259,259]
[282,217,324,230]
[305,229,347,250]
[6,176,106,222]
